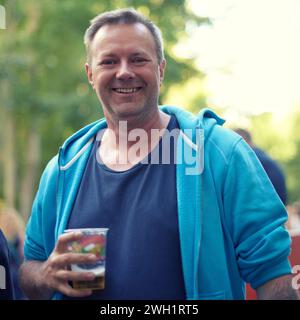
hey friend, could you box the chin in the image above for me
[113,103,145,118]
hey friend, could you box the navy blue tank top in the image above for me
[65,116,186,299]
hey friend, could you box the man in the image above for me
[0,230,14,300]
[19,8,298,300]
[234,128,287,205]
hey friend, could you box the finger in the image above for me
[56,270,96,282]
[57,282,93,298]
[55,232,83,253]
[53,252,98,267]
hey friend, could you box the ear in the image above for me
[159,59,166,85]
[85,63,94,89]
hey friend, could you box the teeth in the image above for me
[115,88,139,93]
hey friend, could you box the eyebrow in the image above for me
[131,52,147,56]
[98,50,150,58]
[97,52,116,58]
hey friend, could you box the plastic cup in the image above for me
[64,228,109,290]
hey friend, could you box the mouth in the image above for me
[112,87,143,94]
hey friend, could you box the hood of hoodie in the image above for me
[58,106,225,168]
[44,105,226,300]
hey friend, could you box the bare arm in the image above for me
[256,274,300,300]
[19,232,98,300]
[19,260,55,300]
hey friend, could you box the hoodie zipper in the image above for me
[194,124,204,298]
[55,147,65,240]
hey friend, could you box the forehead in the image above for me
[91,23,156,57]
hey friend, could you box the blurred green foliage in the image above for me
[1,0,299,218]
[0,0,208,215]
[236,111,300,204]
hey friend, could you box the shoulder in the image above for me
[204,124,245,165]
[37,155,60,198]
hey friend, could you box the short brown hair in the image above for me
[84,8,164,65]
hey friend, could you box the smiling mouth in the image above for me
[112,87,142,94]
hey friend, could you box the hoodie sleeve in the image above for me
[223,139,291,289]
[24,156,59,262]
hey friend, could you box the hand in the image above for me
[39,231,98,298]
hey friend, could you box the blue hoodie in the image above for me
[24,106,291,300]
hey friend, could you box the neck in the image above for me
[103,109,170,149]
[99,108,171,170]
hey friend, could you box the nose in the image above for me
[116,61,134,80]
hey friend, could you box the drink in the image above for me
[65,228,109,290]
[72,274,105,290]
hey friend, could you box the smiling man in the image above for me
[20,8,299,300]
[85,20,170,171]
[86,23,166,123]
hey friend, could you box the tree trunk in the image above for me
[19,128,40,222]
[2,108,16,208]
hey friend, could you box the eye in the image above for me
[99,59,117,66]
[131,57,149,64]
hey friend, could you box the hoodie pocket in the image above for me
[198,290,226,300]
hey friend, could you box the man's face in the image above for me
[86,23,165,121]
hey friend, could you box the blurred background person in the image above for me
[286,201,300,230]
[234,128,287,205]
[0,204,26,299]
[0,229,14,300]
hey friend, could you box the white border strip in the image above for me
[60,138,94,171]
